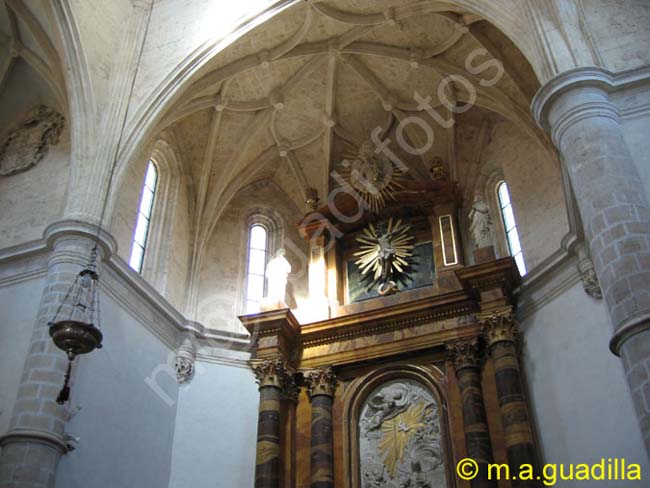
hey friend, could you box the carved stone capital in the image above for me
[446,338,483,372]
[479,308,518,346]
[250,358,294,391]
[304,367,337,399]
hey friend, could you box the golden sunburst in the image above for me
[354,218,415,295]
[340,141,406,213]
[378,401,427,478]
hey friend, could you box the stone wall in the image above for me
[487,120,569,271]
[196,179,309,333]
[582,0,650,73]
[54,290,178,488]
[520,279,650,485]
[0,263,47,437]
[0,61,69,250]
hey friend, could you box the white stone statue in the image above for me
[468,195,495,249]
[262,248,292,310]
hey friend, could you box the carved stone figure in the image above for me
[263,248,292,309]
[579,262,603,299]
[354,218,415,296]
[359,379,446,488]
[174,334,196,384]
[468,195,495,249]
[340,139,406,213]
[0,105,65,176]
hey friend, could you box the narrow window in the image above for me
[245,224,268,313]
[497,181,526,276]
[129,161,158,273]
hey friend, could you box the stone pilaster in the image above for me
[480,309,540,488]
[533,67,650,454]
[447,338,496,488]
[0,222,114,488]
[251,358,295,488]
[304,368,337,488]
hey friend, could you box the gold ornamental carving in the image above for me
[304,367,337,399]
[479,308,518,346]
[250,358,295,391]
[446,338,483,371]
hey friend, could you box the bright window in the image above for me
[245,224,268,313]
[497,181,526,276]
[129,161,158,273]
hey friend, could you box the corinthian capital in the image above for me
[446,338,483,372]
[250,358,294,390]
[479,308,518,346]
[304,367,337,399]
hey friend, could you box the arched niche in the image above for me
[343,365,455,488]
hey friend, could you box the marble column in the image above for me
[480,309,540,488]
[304,368,337,488]
[0,222,114,488]
[533,67,650,454]
[447,338,496,488]
[251,358,294,488]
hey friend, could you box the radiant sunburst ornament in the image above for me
[340,141,406,213]
[354,218,415,296]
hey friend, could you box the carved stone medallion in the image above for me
[0,105,65,176]
[359,379,446,488]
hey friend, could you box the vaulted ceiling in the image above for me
[149,1,546,263]
[0,0,66,109]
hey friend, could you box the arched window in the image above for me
[245,224,269,313]
[129,161,158,273]
[497,181,526,276]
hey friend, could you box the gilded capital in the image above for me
[304,367,337,399]
[479,308,518,346]
[446,338,483,372]
[250,358,294,390]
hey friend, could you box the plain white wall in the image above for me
[54,290,179,488]
[168,361,259,488]
[521,281,649,486]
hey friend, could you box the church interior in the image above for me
[0,1,650,487]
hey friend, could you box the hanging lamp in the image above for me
[47,0,155,404]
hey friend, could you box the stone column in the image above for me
[0,223,113,488]
[447,339,496,488]
[533,67,650,454]
[251,358,294,488]
[304,368,337,488]
[480,309,540,488]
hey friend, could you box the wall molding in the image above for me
[0,220,251,366]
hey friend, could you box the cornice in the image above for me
[300,290,476,348]
[0,220,251,365]
[532,65,650,133]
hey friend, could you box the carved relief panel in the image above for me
[358,379,447,488]
[0,105,65,176]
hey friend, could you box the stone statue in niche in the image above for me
[262,248,292,310]
[468,195,495,249]
[359,379,446,488]
[0,105,65,176]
